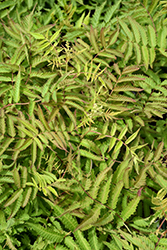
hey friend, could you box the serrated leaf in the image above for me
[113,140,123,154]
[50,131,66,151]
[113,63,121,75]
[0,138,14,156]
[21,167,27,188]
[0,189,13,204]
[155,174,167,192]
[91,63,101,82]
[0,76,11,82]
[30,32,45,39]
[0,0,14,10]
[125,128,140,145]
[149,47,156,68]
[13,168,20,189]
[91,2,106,28]
[119,19,133,41]
[7,115,15,137]
[134,43,141,65]
[26,222,64,242]
[148,0,159,14]
[23,87,40,99]
[43,197,78,231]
[138,25,148,46]
[100,27,106,47]
[74,230,91,250]
[65,100,85,112]
[113,85,143,92]
[124,42,133,62]
[0,86,12,97]
[104,0,121,23]
[17,118,38,134]
[22,187,32,207]
[128,16,140,44]
[74,206,101,232]
[38,105,50,131]
[0,177,14,183]
[15,138,32,151]
[17,126,34,138]
[93,211,115,227]
[0,108,5,135]
[110,95,136,102]
[0,210,7,230]
[90,25,99,53]
[50,29,61,43]
[9,194,23,219]
[118,76,145,83]
[50,71,73,92]
[110,180,124,209]
[142,45,149,71]
[118,196,140,227]
[98,174,112,204]
[79,149,104,161]
[62,105,76,126]
[122,65,139,75]
[47,186,58,197]
[4,189,23,207]
[118,126,128,140]
[98,51,116,59]
[106,48,123,58]
[113,159,130,183]
[108,29,119,46]
[80,139,101,155]
[6,235,17,250]
[148,25,156,47]
[154,142,164,161]
[108,137,117,152]
[3,24,21,40]
[93,57,109,67]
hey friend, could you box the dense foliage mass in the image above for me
[0,0,167,249]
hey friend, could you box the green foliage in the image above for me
[0,0,167,249]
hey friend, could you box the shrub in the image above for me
[0,0,167,249]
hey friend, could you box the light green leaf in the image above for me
[108,29,119,46]
[30,32,45,39]
[79,149,104,161]
[104,0,121,23]
[154,141,164,161]
[50,29,61,43]
[128,17,140,43]
[89,25,99,53]
[119,19,133,41]
[118,76,145,83]
[17,118,38,134]
[118,196,140,227]
[0,0,14,10]
[125,129,140,145]
[142,45,149,71]
[0,76,11,82]
[4,189,23,207]
[148,25,156,47]
[138,25,148,46]
[134,43,141,65]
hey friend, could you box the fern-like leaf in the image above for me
[26,222,65,242]
[91,2,106,28]
[43,198,78,232]
[117,195,140,227]
[88,227,100,250]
